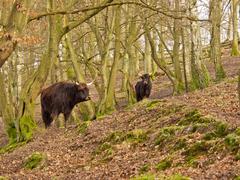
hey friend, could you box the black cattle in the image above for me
[135,74,152,102]
[40,82,91,128]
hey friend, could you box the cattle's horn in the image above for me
[86,81,94,86]
[75,81,79,85]
[86,74,97,86]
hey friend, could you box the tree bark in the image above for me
[97,4,121,115]
[231,0,240,56]
[210,0,226,81]
[0,0,33,68]
[172,0,184,93]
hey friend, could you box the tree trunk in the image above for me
[97,5,121,115]
[16,0,62,141]
[190,21,210,89]
[0,0,33,67]
[145,24,176,93]
[122,14,138,104]
[231,0,240,56]
[144,33,152,74]
[172,0,184,93]
[0,70,16,143]
[210,0,226,81]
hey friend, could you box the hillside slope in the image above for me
[0,56,240,179]
[0,75,240,179]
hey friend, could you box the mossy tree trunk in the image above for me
[87,19,112,101]
[231,0,240,56]
[181,27,188,92]
[97,4,121,115]
[210,0,226,81]
[0,70,16,143]
[172,0,184,93]
[144,33,152,74]
[122,13,138,105]
[189,20,210,90]
[16,0,63,141]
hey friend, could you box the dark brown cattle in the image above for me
[135,74,152,102]
[41,82,91,128]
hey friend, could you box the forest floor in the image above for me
[0,55,240,180]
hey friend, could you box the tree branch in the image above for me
[28,1,209,24]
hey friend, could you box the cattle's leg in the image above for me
[63,111,71,128]
[50,111,59,127]
[42,109,53,128]
[145,89,151,98]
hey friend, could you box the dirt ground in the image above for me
[0,55,240,179]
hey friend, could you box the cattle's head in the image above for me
[75,83,91,102]
[140,73,152,85]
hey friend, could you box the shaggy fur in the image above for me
[135,74,152,102]
[40,82,90,128]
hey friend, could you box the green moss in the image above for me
[6,122,17,144]
[234,176,240,180]
[203,132,216,140]
[93,142,113,162]
[225,77,238,84]
[95,129,147,162]
[146,100,161,110]
[215,64,226,82]
[155,126,184,146]
[185,156,199,168]
[94,142,112,155]
[235,127,240,136]
[190,63,210,90]
[103,129,148,145]
[19,115,37,141]
[156,159,172,171]
[214,122,229,137]
[225,134,240,152]
[190,123,209,133]
[23,152,46,170]
[203,122,229,140]
[131,173,155,180]
[139,164,150,174]
[167,174,191,180]
[175,82,185,95]
[156,105,184,117]
[231,44,240,56]
[0,141,26,154]
[127,129,148,144]
[235,152,240,161]
[178,110,212,126]
[0,176,9,180]
[174,138,187,150]
[184,141,209,158]
[78,121,91,134]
